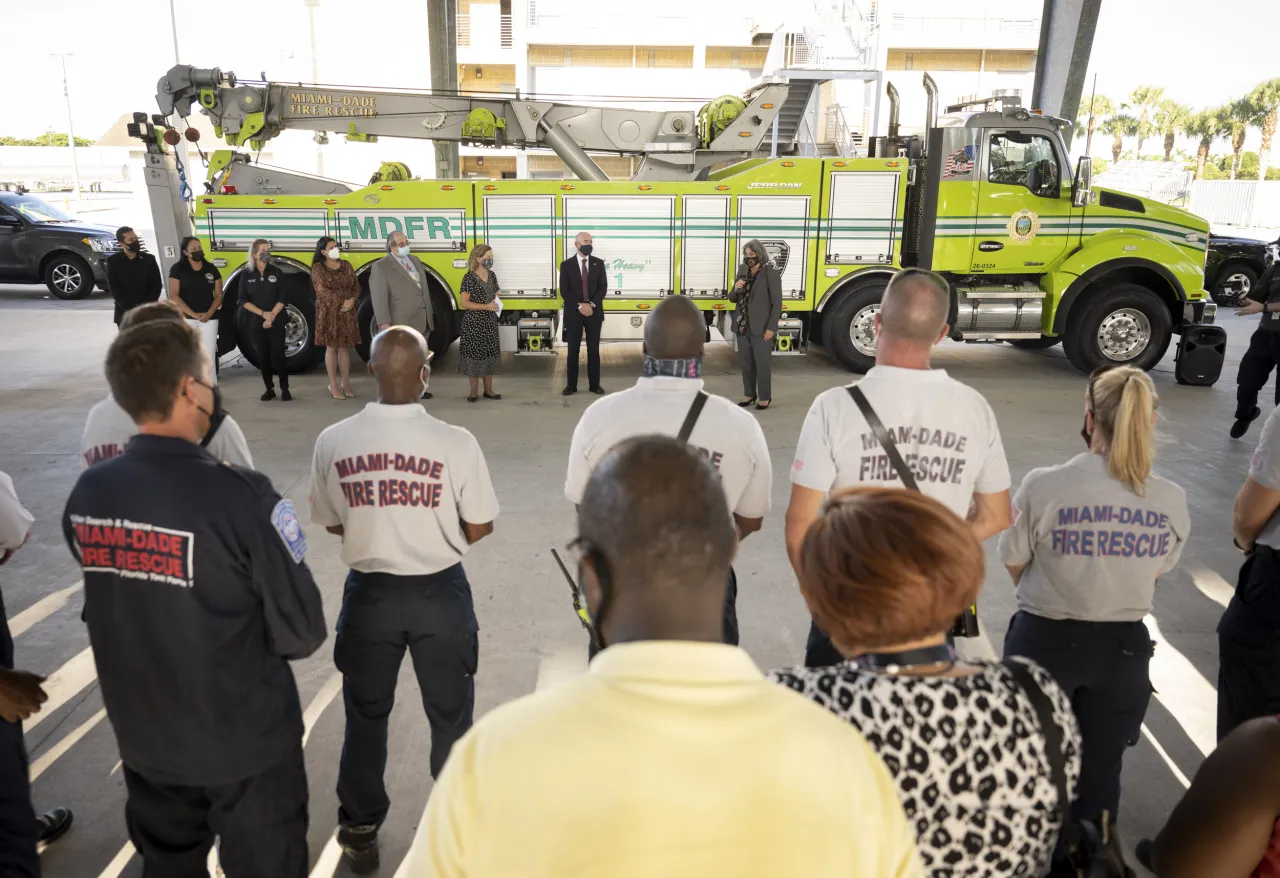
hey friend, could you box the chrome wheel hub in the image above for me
[1097,308,1151,362]
[849,304,881,357]
[283,304,308,357]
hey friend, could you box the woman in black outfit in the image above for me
[240,238,291,401]
[457,243,502,402]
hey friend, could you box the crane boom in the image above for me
[155,65,797,182]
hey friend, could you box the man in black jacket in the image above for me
[1233,263,1280,439]
[104,227,162,327]
[62,320,327,876]
[559,231,607,395]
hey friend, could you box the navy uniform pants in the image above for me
[1235,326,1280,419]
[0,590,38,878]
[122,748,308,877]
[1218,546,1280,740]
[1004,611,1153,822]
[335,565,478,829]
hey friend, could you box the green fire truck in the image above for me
[134,66,1216,378]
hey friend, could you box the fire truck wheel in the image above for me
[354,287,454,365]
[822,277,887,373]
[1062,283,1172,374]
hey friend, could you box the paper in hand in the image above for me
[494,295,503,316]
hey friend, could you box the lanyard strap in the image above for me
[856,642,956,672]
[677,391,709,443]
[847,385,918,491]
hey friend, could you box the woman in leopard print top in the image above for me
[771,487,1082,877]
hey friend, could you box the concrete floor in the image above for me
[0,282,1258,876]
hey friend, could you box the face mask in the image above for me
[579,244,593,256]
[482,257,494,269]
[643,355,702,379]
[124,241,140,252]
[326,247,340,260]
[257,250,270,263]
[420,365,431,394]
[1080,416,1092,450]
[745,255,759,266]
[396,245,411,258]
[192,379,226,447]
[189,250,204,262]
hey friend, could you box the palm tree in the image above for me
[1183,109,1225,180]
[1223,99,1259,180]
[1103,113,1138,164]
[1155,100,1191,161]
[1075,94,1115,157]
[1249,78,1280,181]
[1127,85,1165,157]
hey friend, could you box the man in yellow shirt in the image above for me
[401,436,923,878]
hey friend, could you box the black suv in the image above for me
[1207,231,1280,306]
[0,191,121,298]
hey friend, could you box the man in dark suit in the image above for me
[559,232,606,395]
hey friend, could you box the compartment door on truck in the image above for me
[562,195,675,298]
[681,195,731,296]
[202,209,329,253]
[737,195,810,300]
[824,172,899,265]
[481,195,557,296]
[970,130,1074,274]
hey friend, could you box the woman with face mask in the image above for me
[728,240,782,411]
[1000,365,1190,856]
[457,243,502,402]
[312,236,363,400]
[167,235,223,382]
[239,239,290,401]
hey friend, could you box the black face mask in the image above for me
[124,241,141,252]
[745,255,759,267]
[1080,415,1092,450]
[579,244,593,257]
[193,380,227,447]
[189,250,204,262]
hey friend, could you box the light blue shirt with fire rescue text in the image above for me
[999,452,1189,622]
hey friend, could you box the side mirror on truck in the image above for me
[1072,156,1093,207]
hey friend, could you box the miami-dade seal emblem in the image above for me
[1007,209,1040,244]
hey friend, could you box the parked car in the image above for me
[0,191,119,298]
[1206,232,1280,307]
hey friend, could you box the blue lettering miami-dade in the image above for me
[1050,505,1174,558]
[858,425,969,485]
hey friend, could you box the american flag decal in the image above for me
[943,146,976,178]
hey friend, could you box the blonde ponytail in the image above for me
[1088,366,1157,495]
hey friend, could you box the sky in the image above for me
[0,0,1276,157]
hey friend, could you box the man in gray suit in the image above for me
[370,231,436,399]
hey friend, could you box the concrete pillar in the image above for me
[428,0,460,178]
[1030,0,1102,145]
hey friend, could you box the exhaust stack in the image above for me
[922,73,939,134]
[886,82,900,141]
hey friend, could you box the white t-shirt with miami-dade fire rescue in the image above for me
[310,402,500,576]
[791,366,1010,517]
[565,376,772,519]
